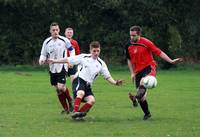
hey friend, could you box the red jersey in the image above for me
[125,37,161,74]
[67,39,80,56]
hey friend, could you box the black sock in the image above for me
[139,100,150,115]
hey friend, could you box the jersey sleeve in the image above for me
[40,40,48,60]
[75,42,81,55]
[145,39,161,56]
[124,41,131,59]
[72,40,81,55]
[100,61,111,79]
[64,37,75,56]
[68,54,85,65]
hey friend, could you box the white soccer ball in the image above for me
[143,76,157,89]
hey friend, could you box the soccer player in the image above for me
[48,41,124,120]
[125,26,183,120]
[65,27,81,82]
[39,22,75,114]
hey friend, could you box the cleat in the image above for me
[61,110,69,114]
[79,112,87,118]
[71,112,81,119]
[128,92,138,107]
[73,117,85,121]
[71,112,87,119]
[143,113,151,120]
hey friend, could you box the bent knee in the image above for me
[76,90,85,98]
[87,96,95,105]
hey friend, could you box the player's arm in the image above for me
[127,59,135,78]
[106,77,124,86]
[159,51,183,64]
[48,54,83,65]
[39,41,47,65]
[75,41,81,55]
[48,57,69,64]
[65,38,75,56]
[101,61,124,86]
[146,39,183,64]
[39,55,47,65]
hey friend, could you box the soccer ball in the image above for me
[143,76,157,89]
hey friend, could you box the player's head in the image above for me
[65,27,74,40]
[50,22,60,39]
[130,25,142,43]
[89,41,101,59]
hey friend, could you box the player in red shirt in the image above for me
[65,27,81,82]
[125,26,182,120]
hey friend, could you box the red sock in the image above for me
[57,92,68,111]
[65,88,72,104]
[73,97,82,112]
[79,103,93,112]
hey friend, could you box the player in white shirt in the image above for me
[48,41,124,120]
[39,22,75,114]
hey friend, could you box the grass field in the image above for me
[0,68,200,137]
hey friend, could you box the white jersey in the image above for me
[39,35,75,73]
[68,54,111,84]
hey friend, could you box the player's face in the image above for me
[50,25,60,39]
[65,29,74,39]
[130,31,140,43]
[90,47,100,59]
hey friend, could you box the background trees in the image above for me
[0,0,199,68]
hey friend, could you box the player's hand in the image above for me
[171,58,183,64]
[131,73,135,84]
[39,59,46,65]
[115,80,125,86]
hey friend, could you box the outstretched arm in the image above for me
[106,77,124,86]
[159,51,183,64]
[47,57,69,64]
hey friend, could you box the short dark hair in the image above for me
[90,41,100,49]
[50,22,59,28]
[130,26,142,35]
[65,27,73,31]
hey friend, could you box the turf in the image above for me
[0,69,199,137]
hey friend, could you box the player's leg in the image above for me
[64,87,73,112]
[57,83,70,114]
[137,65,155,120]
[79,95,95,113]
[50,72,69,113]
[66,67,77,112]
[56,68,72,114]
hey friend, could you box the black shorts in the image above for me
[49,68,67,86]
[67,66,77,77]
[72,77,94,99]
[135,65,152,88]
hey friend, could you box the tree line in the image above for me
[0,0,199,68]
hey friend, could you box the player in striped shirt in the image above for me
[39,22,75,114]
[48,41,124,120]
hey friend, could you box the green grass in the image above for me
[0,68,200,137]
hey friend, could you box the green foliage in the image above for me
[0,0,199,67]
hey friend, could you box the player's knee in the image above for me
[77,90,85,98]
[136,86,147,101]
[56,85,65,92]
[87,97,95,105]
